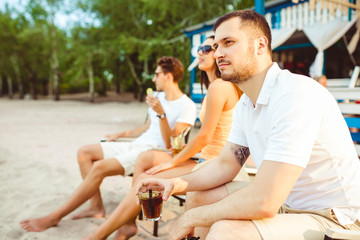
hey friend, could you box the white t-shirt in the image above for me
[133,92,196,148]
[228,63,360,225]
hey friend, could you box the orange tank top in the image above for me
[198,83,239,160]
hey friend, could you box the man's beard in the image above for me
[221,64,255,84]
[221,69,250,84]
[220,46,256,84]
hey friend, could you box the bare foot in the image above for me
[114,224,138,240]
[20,216,58,232]
[71,208,106,220]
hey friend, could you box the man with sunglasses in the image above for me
[137,10,360,240]
[20,56,197,233]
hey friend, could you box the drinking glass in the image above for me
[171,135,185,156]
[138,185,164,221]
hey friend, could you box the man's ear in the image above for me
[256,36,269,55]
[166,72,174,82]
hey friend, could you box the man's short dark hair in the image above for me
[213,10,272,54]
[156,56,184,83]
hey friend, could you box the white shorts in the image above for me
[100,142,157,176]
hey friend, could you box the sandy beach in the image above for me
[0,98,186,240]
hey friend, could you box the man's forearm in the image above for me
[171,142,248,194]
[171,157,241,194]
[125,125,148,137]
[184,160,306,229]
[116,129,142,138]
[119,121,150,138]
[184,184,267,228]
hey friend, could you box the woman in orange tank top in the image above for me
[82,36,243,240]
[138,36,242,175]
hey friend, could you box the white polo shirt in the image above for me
[228,63,360,225]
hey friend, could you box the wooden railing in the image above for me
[291,0,360,17]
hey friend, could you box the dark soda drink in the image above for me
[139,189,164,221]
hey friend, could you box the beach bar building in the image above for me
[183,0,360,106]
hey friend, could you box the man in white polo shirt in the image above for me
[137,10,360,240]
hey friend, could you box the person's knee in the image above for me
[78,145,90,160]
[90,161,109,179]
[134,152,148,170]
[77,144,97,163]
[206,220,236,240]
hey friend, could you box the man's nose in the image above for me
[213,47,224,59]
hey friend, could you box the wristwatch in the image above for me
[157,113,166,119]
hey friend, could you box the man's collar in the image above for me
[242,62,281,108]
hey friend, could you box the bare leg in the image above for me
[132,151,172,184]
[85,160,197,240]
[111,151,174,239]
[77,144,105,212]
[113,223,138,240]
[206,220,261,240]
[185,185,229,239]
[77,144,104,178]
[20,158,125,232]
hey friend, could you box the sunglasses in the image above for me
[197,45,215,55]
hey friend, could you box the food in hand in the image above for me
[146,88,153,96]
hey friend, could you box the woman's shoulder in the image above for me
[208,79,240,106]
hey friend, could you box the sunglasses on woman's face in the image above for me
[197,45,215,55]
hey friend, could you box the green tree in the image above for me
[0,6,25,98]
[90,0,254,101]
[0,0,255,100]
[47,0,63,100]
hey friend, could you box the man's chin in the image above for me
[221,74,240,84]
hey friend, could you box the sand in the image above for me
[0,98,186,240]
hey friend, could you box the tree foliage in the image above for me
[0,0,254,101]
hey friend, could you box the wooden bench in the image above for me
[327,66,360,89]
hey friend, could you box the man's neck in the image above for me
[239,61,273,106]
[163,84,183,101]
